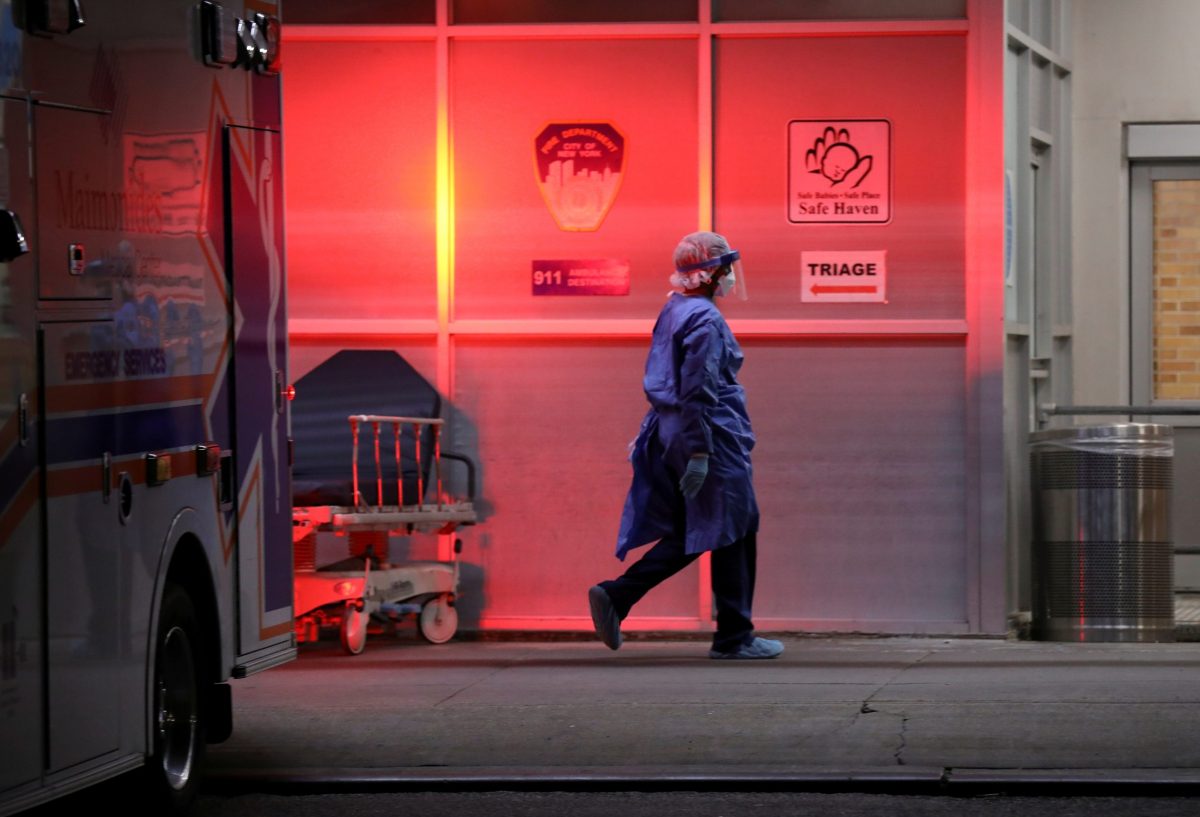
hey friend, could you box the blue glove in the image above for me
[679,455,709,499]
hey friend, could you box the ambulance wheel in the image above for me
[419,595,458,644]
[340,603,367,655]
[146,583,203,815]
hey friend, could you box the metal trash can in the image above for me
[1029,423,1174,642]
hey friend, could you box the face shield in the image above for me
[674,250,747,300]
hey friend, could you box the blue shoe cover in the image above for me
[709,636,783,660]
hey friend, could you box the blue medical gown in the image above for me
[616,293,759,559]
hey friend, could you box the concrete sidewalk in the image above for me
[205,636,1200,790]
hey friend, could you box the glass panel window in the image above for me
[1153,179,1200,400]
[453,0,696,24]
[714,35,966,320]
[286,0,436,25]
[284,42,438,320]
[452,38,697,320]
[715,0,964,22]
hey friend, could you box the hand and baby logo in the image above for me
[805,126,873,188]
[789,119,891,224]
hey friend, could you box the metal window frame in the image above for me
[1001,0,1073,630]
[284,0,1005,633]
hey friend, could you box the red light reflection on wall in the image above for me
[282,41,439,323]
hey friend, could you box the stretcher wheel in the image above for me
[340,603,367,655]
[419,595,457,644]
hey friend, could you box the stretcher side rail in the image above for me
[292,504,478,539]
[292,414,477,542]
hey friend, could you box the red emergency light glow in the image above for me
[279,9,1007,634]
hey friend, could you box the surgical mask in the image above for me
[716,270,736,298]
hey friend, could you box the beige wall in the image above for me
[1072,0,1200,404]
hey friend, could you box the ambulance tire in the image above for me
[145,582,205,816]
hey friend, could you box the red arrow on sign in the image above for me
[811,284,878,295]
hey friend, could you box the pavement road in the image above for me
[18,635,1200,816]
[205,635,1200,779]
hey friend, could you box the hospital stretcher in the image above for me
[292,413,477,654]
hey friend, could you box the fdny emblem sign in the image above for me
[534,122,625,232]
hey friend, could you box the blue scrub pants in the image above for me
[598,532,757,653]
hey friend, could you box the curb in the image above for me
[203,766,1200,796]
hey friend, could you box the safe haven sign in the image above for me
[788,119,891,224]
[800,250,887,303]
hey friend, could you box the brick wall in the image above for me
[1153,179,1200,400]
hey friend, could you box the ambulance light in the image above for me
[201,2,281,74]
[146,453,172,487]
[196,443,221,476]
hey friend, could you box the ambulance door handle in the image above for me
[101,452,112,503]
[17,393,27,446]
[0,211,29,263]
[274,370,287,414]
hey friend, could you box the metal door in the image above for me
[41,319,122,771]
[224,125,292,655]
[1131,162,1200,593]
[34,104,125,772]
[0,96,40,793]
[1006,135,1073,616]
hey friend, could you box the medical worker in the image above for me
[588,232,782,660]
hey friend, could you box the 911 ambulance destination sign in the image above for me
[801,250,887,303]
[532,259,630,295]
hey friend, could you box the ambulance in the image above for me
[0,1,293,813]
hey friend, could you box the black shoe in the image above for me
[588,585,622,650]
